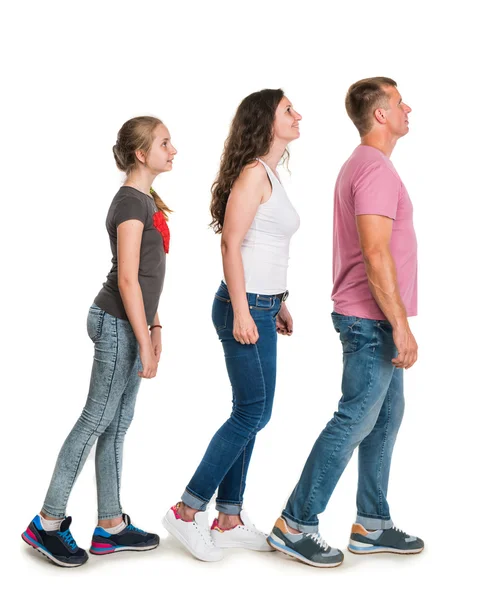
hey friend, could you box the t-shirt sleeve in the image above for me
[353,163,401,220]
[114,196,148,227]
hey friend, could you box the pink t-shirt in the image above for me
[332,145,417,320]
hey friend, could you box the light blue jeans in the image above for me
[283,312,405,533]
[42,304,141,519]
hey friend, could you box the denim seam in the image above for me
[377,385,392,514]
[63,316,119,509]
[215,499,242,506]
[301,330,377,521]
[238,448,247,503]
[113,397,125,515]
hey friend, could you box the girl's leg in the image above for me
[41,308,139,518]
[95,350,141,522]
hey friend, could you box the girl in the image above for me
[163,89,301,561]
[22,116,177,567]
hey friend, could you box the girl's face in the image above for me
[143,123,177,173]
[273,97,302,143]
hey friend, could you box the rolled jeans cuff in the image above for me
[181,489,208,511]
[215,500,242,515]
[356,514,394,530]
[282,511,319,534]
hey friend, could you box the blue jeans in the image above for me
[182,282,280,515]
[282,312,405,533]
[42,304,141,519]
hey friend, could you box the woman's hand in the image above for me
[138,344,158,378]
[233,311,259,344]
[150,327,162,362]
[276,303,293,336]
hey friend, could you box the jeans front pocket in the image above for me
[249,294,275,310]
[212,295,231,331]
[87,305,105,342]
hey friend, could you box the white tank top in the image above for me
[240,158,300,294]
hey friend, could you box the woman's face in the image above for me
[144,123,177,173]
[273,97,302,143]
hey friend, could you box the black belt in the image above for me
[274,290,289,302]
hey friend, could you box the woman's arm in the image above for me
[221,162,269,344]
[117,219,158,378]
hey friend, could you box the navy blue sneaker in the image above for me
[267,517,344,568]
[21,515,88,567]
[90,514,159,555]
[348,523,424,555]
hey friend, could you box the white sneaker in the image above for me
[210,509,274,552]
[162,504,223,562]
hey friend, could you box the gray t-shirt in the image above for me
[94,186,166,325]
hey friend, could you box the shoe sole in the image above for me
[89,543,159,555]
[21,532,87,568]
[267,535,343,568]
[347,542,424,555]
[162,515,223,562]
[211,539,275,552]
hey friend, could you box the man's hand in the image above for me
[392,323,418,369]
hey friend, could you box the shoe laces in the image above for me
[59,528,77,550]
[127,523,146,535]
[392,526,407,536]
[306,532,329,551]
[194,522,215,547]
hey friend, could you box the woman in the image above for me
[21,116,177,567]
[163,89,301,561]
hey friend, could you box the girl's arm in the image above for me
[117,219,158,378]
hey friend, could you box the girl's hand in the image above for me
[150,327,162,362]
[139,344,158,378]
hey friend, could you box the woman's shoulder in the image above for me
[237,160,269,185]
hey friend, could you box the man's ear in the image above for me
[374,107,387,125]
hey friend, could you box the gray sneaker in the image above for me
[348,523,424,555]
[267,517,343,568]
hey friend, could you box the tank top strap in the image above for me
[256,158,281,186]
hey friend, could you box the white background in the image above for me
[2,0,493,597]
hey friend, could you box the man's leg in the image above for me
[282,315,397,533]
[356,365,404,528]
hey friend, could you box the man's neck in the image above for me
[360,132,398,158]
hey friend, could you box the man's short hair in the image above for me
[345,77,397,136]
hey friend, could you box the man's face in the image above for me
[383,86,412,137]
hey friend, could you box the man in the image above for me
[268,77,424,567]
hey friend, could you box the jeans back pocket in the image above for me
[212,295,231,331]
[87,305,105,342]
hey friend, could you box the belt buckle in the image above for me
[281,290,289,302]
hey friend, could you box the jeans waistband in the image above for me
[220,281,288,301]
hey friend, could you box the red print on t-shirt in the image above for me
[152,211,170,254]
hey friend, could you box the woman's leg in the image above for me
[182,290,277,515]
[41,308,139,518]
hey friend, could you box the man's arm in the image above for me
[356,214,418,369]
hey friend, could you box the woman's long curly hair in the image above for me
[210,88,287,233]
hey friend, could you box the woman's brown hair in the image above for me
[113,116,172,220]
[210,89,287,233]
